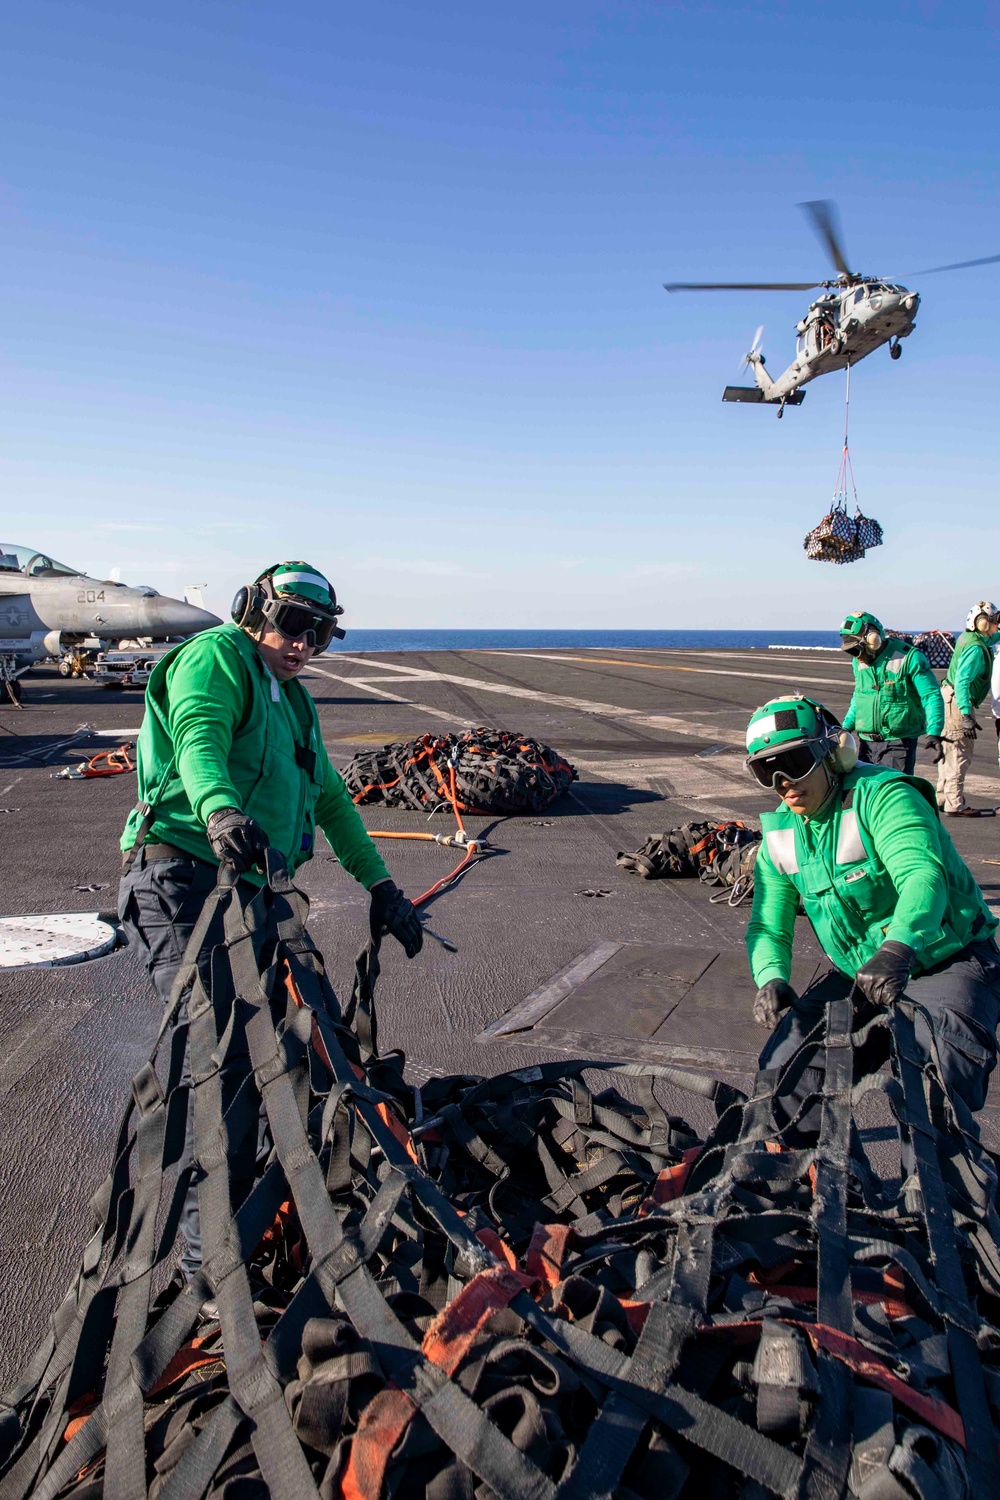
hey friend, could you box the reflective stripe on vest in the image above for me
[765,827,798,875]
[835,809,866,866]
[885,650,907,676]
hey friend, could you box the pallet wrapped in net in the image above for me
[342,728,577,816]
[913,630,955,669]
[3,858,999,1499]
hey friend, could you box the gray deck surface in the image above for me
[3,644,1000,1383]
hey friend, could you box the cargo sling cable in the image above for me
[2,855,999,1498]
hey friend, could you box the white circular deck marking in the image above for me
[0,912,118,968]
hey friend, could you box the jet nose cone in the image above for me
[138,596,222,636]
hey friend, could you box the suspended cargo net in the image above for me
[3,857,1000,1499]
[616,819,761,906]
[342,728,577,817]
[804,364,884,565]
[914,630,956,669]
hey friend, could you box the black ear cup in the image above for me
[231,582,267,630]
[230,586,250,625]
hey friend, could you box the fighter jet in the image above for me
[0,541,221,676]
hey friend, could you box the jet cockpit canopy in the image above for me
[0,544,81,578]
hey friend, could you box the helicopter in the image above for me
[664,200,1000,416]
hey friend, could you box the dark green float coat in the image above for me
[120,623,389,890]
[747,763,994,986]
[841,640,943,740]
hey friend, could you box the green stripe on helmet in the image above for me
[746,695,828,758]
[269,561,335,609]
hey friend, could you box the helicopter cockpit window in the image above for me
[854,287,865,304]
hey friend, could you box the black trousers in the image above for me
[858,736,918,774]
[758,938,1000,1179]
[118,850,259,1277]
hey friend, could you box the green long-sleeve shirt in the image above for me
[121,623,389,890]
[747,766,993,986]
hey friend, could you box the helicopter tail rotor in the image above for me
[740,325,764,372]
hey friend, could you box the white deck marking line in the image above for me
[319,656,745,744]
[572,754,759,820]
[306,666,466,727]
[461,649,852,692]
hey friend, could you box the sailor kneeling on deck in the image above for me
[118,560,422,1281]
[744,694,1000,1180]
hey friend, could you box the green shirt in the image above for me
[944,629,995,715]
[841,640,944,740]
[747,763,994,986]
[120,623,389,890]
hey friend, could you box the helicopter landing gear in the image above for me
[890,338,902,360]
[777,401,785,419]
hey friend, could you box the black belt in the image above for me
[122,841,197,872]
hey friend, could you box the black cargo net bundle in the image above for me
[3,860,1000,1500]
[912,631,955,670]
[341,729,577,817]
[804,362,884,566]
[617,820,761,906]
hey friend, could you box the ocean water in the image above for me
[324,628,845,655]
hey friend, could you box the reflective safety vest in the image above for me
[759,764,994,977]
[847,641,939,740]
[944,630,994,713]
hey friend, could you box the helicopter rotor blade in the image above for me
[906,252,1000,277]
[798,199,852,278]
[664,280,821,292]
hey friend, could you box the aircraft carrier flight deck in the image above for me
[3,643,1000,1384]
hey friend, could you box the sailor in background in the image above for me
[990,629,1000,769]
[744,695,1000,1186]
[937,600,1000,816]
[118,560,423,1281]
[839,610,944,775]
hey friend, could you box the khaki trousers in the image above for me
[936,682,974,813]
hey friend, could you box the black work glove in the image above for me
[925,735,945,764]
[854,940,915,1007]
[753,979,797,1030]
[958,713,981,735]
[206,807,269,873]
[369,879,423,958]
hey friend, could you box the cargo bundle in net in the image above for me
[341,728,577,817]
[3,857,999,1500]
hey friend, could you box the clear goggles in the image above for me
[261,593,345,649]
[746,738,826,789]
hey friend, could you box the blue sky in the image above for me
[1,0,998,628]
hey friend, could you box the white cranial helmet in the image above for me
[967,601,1000,631]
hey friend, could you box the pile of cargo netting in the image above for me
[2,858,999,1499]
[803,503,884,565]
[616,820,761,906]
[341,729,577,817]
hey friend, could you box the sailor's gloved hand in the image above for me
[206,808,269,873]
[369,879,423,958]
[753,979,797,1030]
[854,941,915,1007]
[925,735,945,764]
[958,713,981,735]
